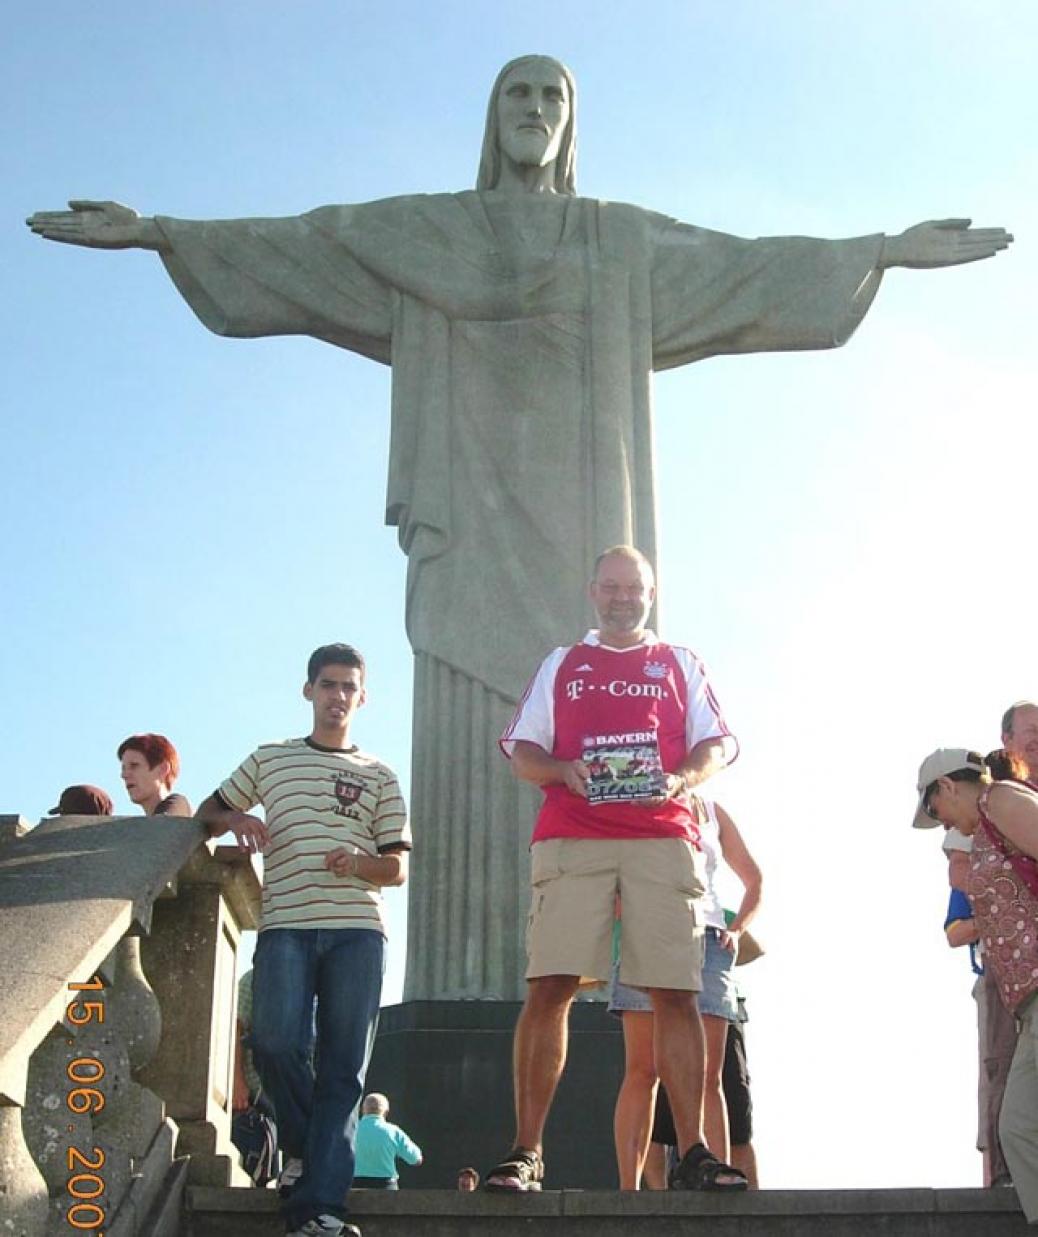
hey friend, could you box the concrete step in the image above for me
[184,1184,1029,1236]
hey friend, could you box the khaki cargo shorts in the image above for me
[525,836,705,991]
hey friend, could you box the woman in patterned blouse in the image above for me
[914,747,1038,1223]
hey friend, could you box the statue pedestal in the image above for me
[365,998,624,1189]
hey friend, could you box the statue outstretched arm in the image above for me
[26,200,168,252]
[880,219,1013,269]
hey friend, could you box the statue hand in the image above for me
[26,200,163,250]
[882,219,1013,269]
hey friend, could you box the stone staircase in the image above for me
[184,1184,1029,1237]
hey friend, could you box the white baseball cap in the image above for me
[912,748,986,830]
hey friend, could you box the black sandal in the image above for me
[484,1147,544,1192]
[669,1142,748,1191]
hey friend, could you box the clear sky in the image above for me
[3,0,1036,1193]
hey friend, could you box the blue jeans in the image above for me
[252,927,385,1225]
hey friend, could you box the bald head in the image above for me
[592,543,654,583]
[361,1093,389,1117]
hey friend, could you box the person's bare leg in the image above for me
[648,988,744,1188]
[702,1013,731,1163]
[512,974,580,1152]
[647,988,706,1156]
[730,1142,758,1189]
[642,1142,668,1190]
[613,1011,658,1189]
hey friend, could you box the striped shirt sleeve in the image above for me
[372,766,410,851]
[218,751,262,812]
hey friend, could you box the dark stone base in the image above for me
[364,998,624,1189]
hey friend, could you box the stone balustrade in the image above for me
[0,814,260,1237]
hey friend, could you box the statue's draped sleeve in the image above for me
[647,216,885,370]
[155,210,394,363]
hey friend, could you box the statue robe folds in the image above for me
[156,193,883,999]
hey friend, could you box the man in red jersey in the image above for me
[488,545,743,1193]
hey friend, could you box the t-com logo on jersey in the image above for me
[334,774,364,819]
[565,678,669,701]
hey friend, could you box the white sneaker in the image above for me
[277,1157,304,1197]
[286,1218,361,1237]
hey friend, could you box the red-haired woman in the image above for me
[118,732,192,816]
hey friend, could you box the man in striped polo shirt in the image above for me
[197,644,410,1237]
[489,545,744,1193]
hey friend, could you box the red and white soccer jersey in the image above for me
[500,630,738,844]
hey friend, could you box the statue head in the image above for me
[476,55,577,195]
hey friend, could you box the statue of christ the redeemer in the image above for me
[28,55,1012,1001]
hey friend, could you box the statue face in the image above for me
[496,59,571,173]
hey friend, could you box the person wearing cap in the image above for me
[914,747,1038,1222]
[942,815,1016,1188]
[936,725,1035,1190]
[49,785,114,816]
[117,733,193,816]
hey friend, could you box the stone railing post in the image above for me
[0,815,32,848]
[0,1059,49,1237]
[137,846,260,1187]
[2,815,259,1232]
